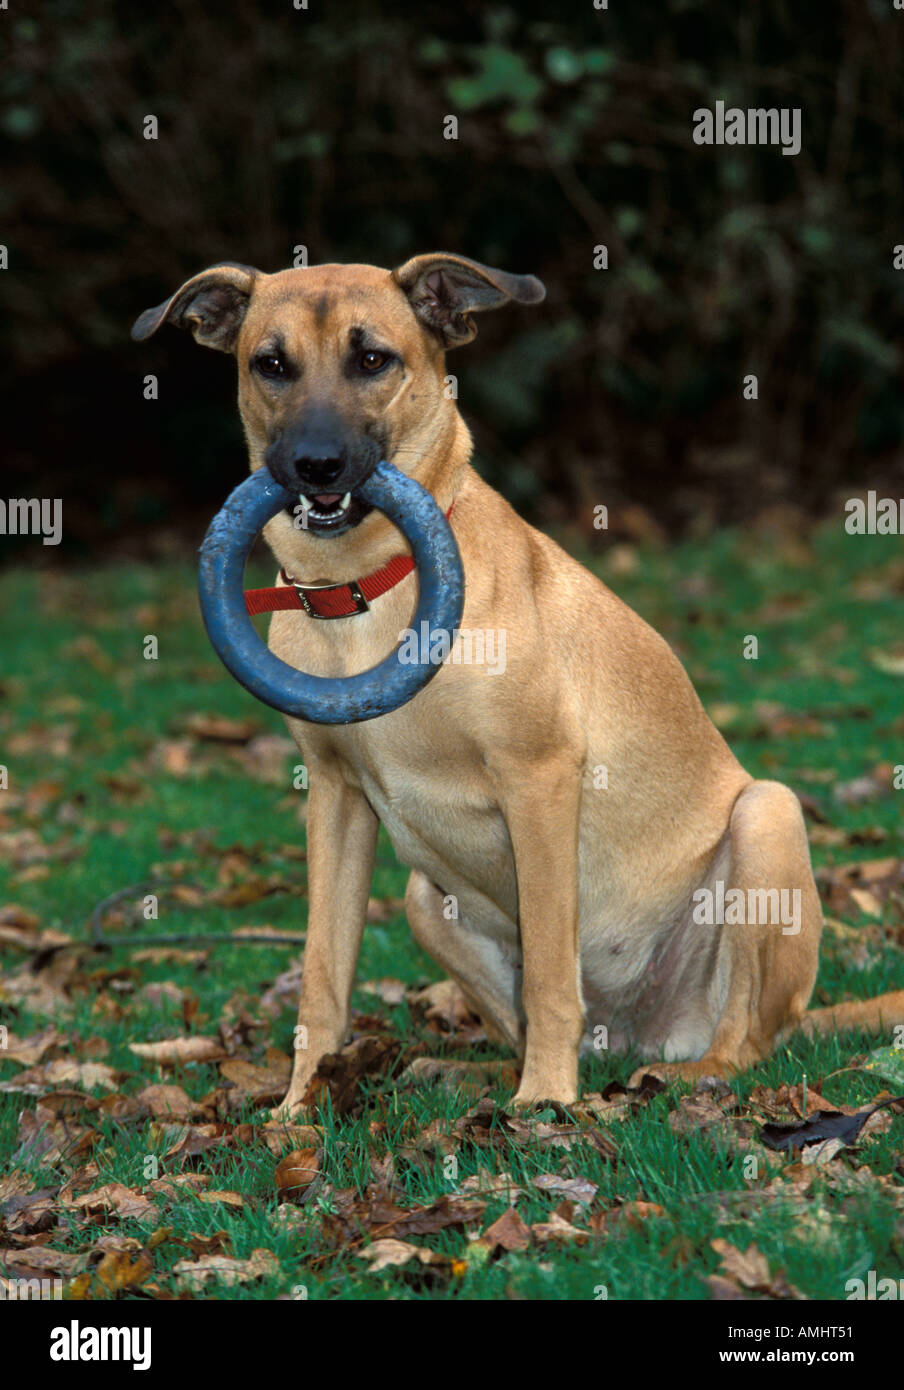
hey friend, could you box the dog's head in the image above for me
[132,254,545,538]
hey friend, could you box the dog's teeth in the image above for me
[298,494,313,511]
[340,493,351,509]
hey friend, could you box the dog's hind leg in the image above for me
[405,871,525,1057]
[631,780,823,1084]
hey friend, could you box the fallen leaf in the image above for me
[530,1211,589,1245]
[759,1096,904,1152]
[65,1183,156,1223]
[357,1238,450,1272]
[359,978,408,1005]
[532,1174,598,1206]
[301,1034,401,1116]
[178,714,260,743]
[274,1148,321,1202]
[258,1120,323,1157]
[0,1244,88,1279]
[134,1083,196,1119]
[173,1247,278,1289]
[408,979,483,1034]
[0,1186,58,1236]
[0,1026,64,1066]
[458,1171,523,1202]
[128,1036,225,1066]
[707,1238,804,1300]
[399,1057,519,1090]
[13,1105,95,1166]
[219,1055,291,1104]
[477,1207,531,1254]
[599,1200,668,1231]
[93,1249,154,1295]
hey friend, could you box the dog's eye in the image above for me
[360,349,389,373]
[255,353,287,379]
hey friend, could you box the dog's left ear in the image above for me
[393,253,545,348]
[130,262,260,351]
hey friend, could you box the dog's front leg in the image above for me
[274,764,378,1118]
[500,758,585,1107]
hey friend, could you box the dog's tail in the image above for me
[795,989,904,1039]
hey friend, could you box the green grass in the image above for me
[1,517,903,1300]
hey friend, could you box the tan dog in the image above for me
[133,254,904,1112]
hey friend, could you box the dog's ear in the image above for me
[393,253,545,348]
[130,263,259,351]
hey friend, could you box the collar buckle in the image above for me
[292,578,370,618]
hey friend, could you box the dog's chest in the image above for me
[318,721,516,911]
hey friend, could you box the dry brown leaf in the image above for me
[14,1105,95,1166]
[66,1183,156,1223]
[219,1055,291,1103]
[301,1034,401,1116]
[708,1238,804,1300]
[408,979,481,1033]
[128,1036,225,1066]
[91,1234,144,1257]
[529,1211,589,1245]
[132,948,210,966]
[173,1247,278,1289]
[0,1244,88,1279]
[359,977,408,1005]
[0,1172,34,1205]
[194,1190,244,1209]
[399,1056,519,1090]
[532,1173,598,1206]
[849,888,883,918]
[0,1026,64,1066]
[458,1171,523,1202]
[134,1083,196,1119]
[174,1230,231,1257]
[0,1186,57,1236]
[94,1249,154,1295]
[358,1238,449,1272]
[42,1059,119,1092]
[147,1174,210,1199]
[477,1206,531,1254]
[800,1136,851,1166]
[179,713,260,743]
[149,1121,230,1164]
[258,1120,323,1157]
[274,1148,321,1202]
[601,1200,668,1231]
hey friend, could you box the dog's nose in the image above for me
[294,456,344,488]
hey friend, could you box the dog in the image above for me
[133,253,904,1113]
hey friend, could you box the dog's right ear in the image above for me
[130,263,259,351]
[393,252,545,348]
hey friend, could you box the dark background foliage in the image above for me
[2,0,903,558]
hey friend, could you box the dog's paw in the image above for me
[628,1060,729,1088]
[268,1094,314,1123]
[510,1088,578,1113]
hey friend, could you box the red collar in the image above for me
[244,502,454,620]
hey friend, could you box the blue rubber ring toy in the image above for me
[197,460,465,725]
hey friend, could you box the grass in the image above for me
[1,515,903,1300]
